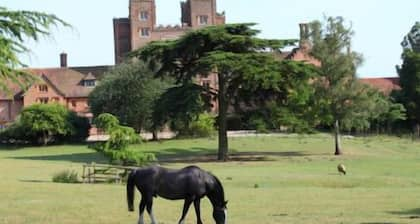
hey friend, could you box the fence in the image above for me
[82,163,137,184]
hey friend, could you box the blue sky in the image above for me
[3,0,419,77]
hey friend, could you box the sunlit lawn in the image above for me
[1,134,420,224]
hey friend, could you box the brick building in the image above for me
[0,54,110,126]
[113,0,225,63]
[0,1,399,128]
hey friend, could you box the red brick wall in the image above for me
[290,48,321,67]
[189,0,217,28]
[153,28,190,41]
[215,14,225,25]
[126,0,224,52]
[130,0,156,50]
[23,82,66,107]
[66,98,89,114]
[196,72,219,112]
[0,100,23,123]
[113,18,131,63]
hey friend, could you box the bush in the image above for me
[106,125,140,151]
[52,170,79,183]
[94,113,119,132]
[226,115,244,130]
[175,112,216,138]
[92,113,156,166]
[188,113,216,137]
[67,113,91,141]
[103,149,157,166]
[0,122,37,144]
[0,104,90,145]
[250,117,269,133]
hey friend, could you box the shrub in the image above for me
[250,117,269,133]
[67,113,91,141]
[103,149,157,166]
[188,113,216,137]
[0,121,37,144]
[0,104,90,145]
[52,170,79,183]
[175,112,216,138]
[92,113,156,166]
[106,125,140,151]
[94,113,120,132]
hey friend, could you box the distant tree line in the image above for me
[1,6,419,159]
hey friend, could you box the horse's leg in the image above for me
[193,198,203,224]
[145,196,157,224]
[137,197,147,224]
[178,198,193,224]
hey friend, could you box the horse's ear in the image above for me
[224,200,228,206]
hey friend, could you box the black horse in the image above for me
[127,165,228,224]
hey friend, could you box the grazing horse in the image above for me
[127,165,228,224]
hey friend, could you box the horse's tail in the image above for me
[127,169,136,212]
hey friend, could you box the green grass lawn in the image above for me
[1,134,420,224]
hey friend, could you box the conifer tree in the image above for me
[133,23,315,161]
[0,7,68,93]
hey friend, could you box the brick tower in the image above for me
[181,0,225,28]
[129,0,157,51]
[113,0,225,63]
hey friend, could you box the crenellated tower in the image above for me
[129,0,157,50]
[181,0,225,28]
[114,0,225,63]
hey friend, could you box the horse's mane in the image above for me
[209,173,226,207]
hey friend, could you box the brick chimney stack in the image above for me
[299,23,311,51]
[60,52,67,67]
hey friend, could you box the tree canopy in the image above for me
[132,23,316,161]
[396,22,420,137]
[308,17,379,155]
[396,50,420,136]
[401,22,420,52]
[88,61,172,132]
[0,7,68,94]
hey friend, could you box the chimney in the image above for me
[299,23,311,51]
[60,52,67,67]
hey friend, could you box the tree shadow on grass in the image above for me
[149,147,312,163]
[360,222,400,224]
[388,208,420,220]
[9,152,108,164]
[0,144,26,151]
[19,179,51,183]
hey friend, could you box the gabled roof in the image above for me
[82,72,96,81]
[0,66,108,100]
[27,68,95,98]
[359,77,401,95]
[71,65,112,80]
[0,82,25,100]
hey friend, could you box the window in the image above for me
[202,80,211,89]
[198,15,208,25]
[37,97,49,104]
[84,80,96,87]
[38,84,48,92]
[51,97,60,102]
[71,101,77,108]
[139,11,149,21]
[140,28,150,37]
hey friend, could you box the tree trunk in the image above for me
[43,131,48,146]
[217,73,228,161]
[334,120,342,155]
[416,123,420,139]
[152,130,158,141]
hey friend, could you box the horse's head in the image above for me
[213,201,228,224]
